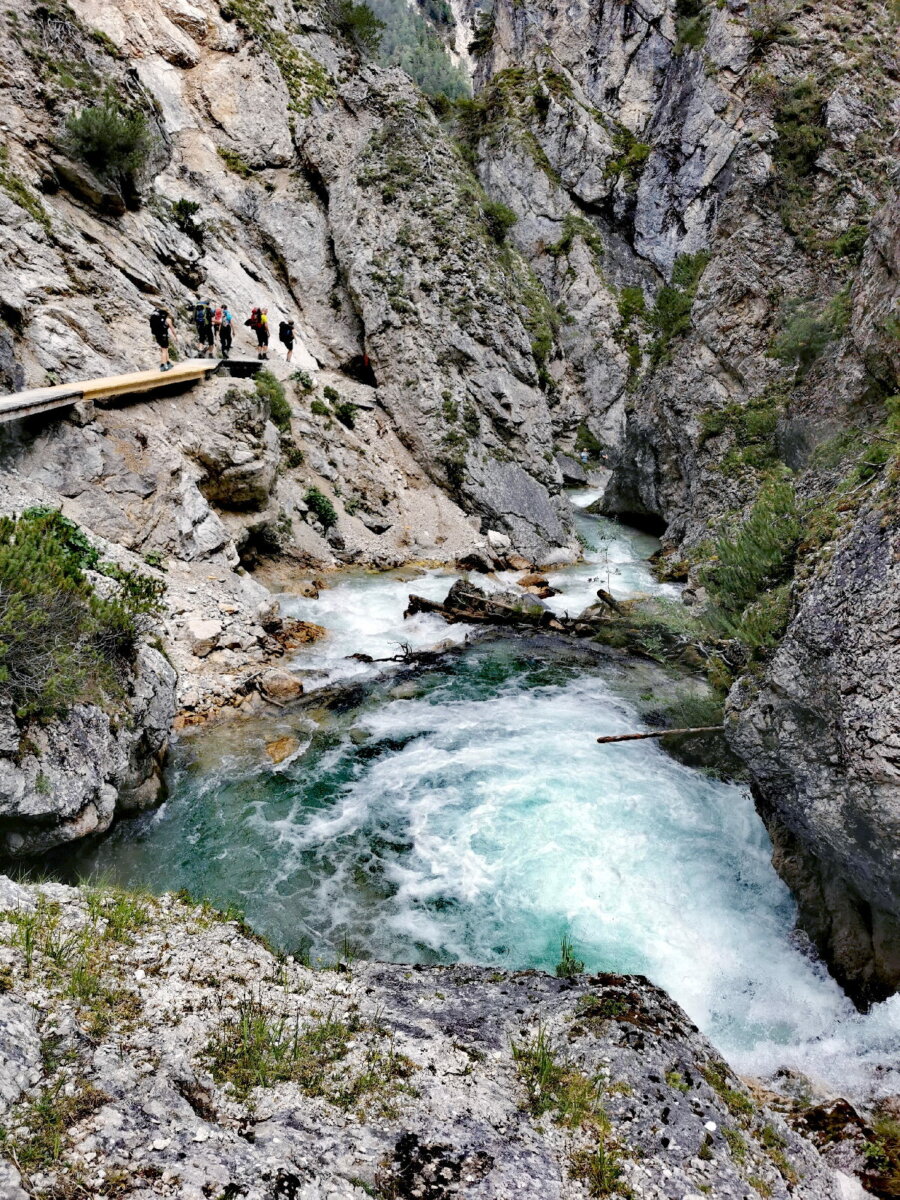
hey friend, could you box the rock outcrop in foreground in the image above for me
[0,645,175,859]
[0,877,846,1200]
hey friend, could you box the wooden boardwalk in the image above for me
[0,359,225,425]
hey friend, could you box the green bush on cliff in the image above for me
[773,78,827,181]
[0,509,165,722]
[702,480,802,648]
[62,100,154,188]
[255,370,292,431]
[304,487,338,530]
[771,290,850,377]
[482,198,518,243]
[604,126,652,188]
[648,251,711,365]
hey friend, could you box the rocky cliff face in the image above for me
[0,0,577,563]
[0,875,850,1199]
[444,0,900,1005]
[729,504,900,1008]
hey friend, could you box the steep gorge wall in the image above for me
[449,0,900,1003]
[0,0,899,1009]
[0,0,577,561]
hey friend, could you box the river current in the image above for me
[60,492,900,1101]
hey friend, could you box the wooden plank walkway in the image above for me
[0,359,221,425]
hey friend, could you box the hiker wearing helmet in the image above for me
[278,318,295,363]
[219,304,234,359]
[193,298,214,357]
[149,305,177,372]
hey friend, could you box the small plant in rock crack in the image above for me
[555,933,585,979]
[334,400,358,429]
[171,198,205,244]
[291,370,315,393]
[304,487,338,530]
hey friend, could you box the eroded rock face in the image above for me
[0,0,577,563]
[728,509,900,1008]
[0,879,845,1199]
[0,646,176,857]
[448,0,900,1004]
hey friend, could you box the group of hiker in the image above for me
[148,301,297,372]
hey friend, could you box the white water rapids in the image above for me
[66,491,900,1103]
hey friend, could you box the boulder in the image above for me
[258,669,304,704]
[265,735,299,763]
[186,617,222,657]
[0,646,176,857]
[277,619,327,648]
[486,529,512,552]
[50,154,126,215]
[555,452,588,486]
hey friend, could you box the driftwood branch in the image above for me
[596,725,725,744]
[595,588,624,615]
[405,593,564,630]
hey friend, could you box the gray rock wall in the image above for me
[0,645,176,857]
[453,0,900,1005]
[728,507,900,1007]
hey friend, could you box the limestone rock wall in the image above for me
[0,0,578,562]
[728,505,900,1007]
[448,0,900,1004]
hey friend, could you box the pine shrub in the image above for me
[482,199,517,243]
[62,101,154,188]
[702,480,801,645]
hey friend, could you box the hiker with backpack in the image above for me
[278,318,295,363]
[245,306,269,359]
[219,305,234,359]
[149,306,177,372]
[194,299,215,357]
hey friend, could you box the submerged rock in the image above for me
[0,879,846,1200]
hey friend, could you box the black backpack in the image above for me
[279,321,292,342]
[149,310,167,336]
[194,302,210,325]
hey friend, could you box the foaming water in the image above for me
[62,501,900,1102]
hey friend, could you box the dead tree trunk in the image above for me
[596,726,725,744]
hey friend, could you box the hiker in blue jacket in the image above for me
[219,305,234,359]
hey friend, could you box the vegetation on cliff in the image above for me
[0,510,164,721]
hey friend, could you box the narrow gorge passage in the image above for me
[51,497,900,1103]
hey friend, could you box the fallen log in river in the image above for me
[597,726,725,744]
